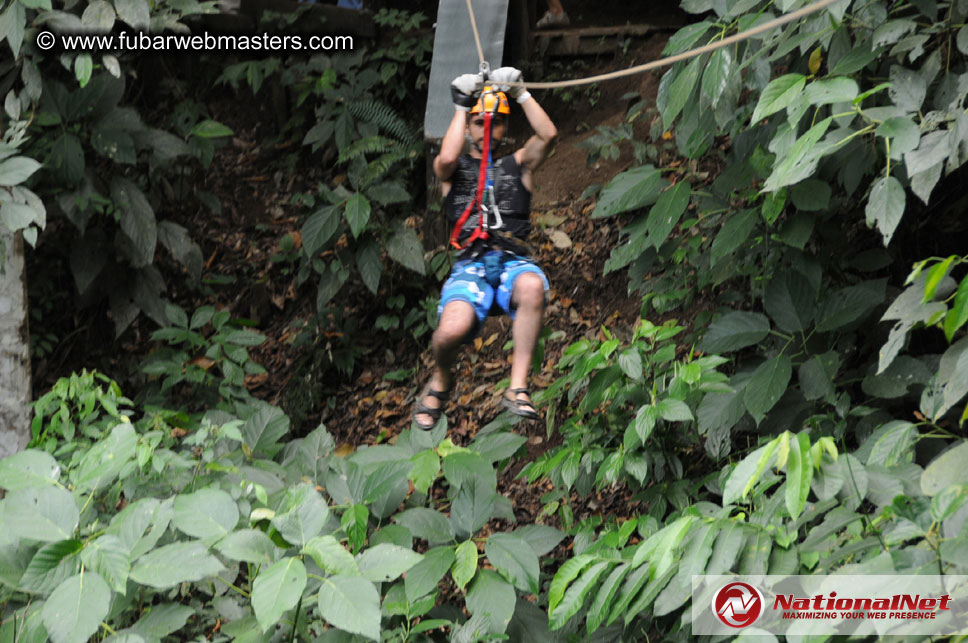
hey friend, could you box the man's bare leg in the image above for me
[415,300,476,428]
[508,273,545,412]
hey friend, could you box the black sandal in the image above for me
[412,382,451,431]
[502,388,539,420]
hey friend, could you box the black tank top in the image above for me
[444,154,532,243]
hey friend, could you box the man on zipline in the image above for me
[413,67,558,430]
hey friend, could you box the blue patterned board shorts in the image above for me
[438,251,549,327]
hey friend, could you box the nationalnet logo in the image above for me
[712,581,764,628]
[693,575,968,636]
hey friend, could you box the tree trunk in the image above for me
[0,230,31,458]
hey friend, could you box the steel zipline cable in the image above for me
[463,0,842,88]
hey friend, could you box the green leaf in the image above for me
[111,177,156,268]
[867,421,917,468]
[698,310,770,353]
[303,535,358,576]
[586,563,631,633]
[404,546,454,601]
[341,504,368,552]
[190,119,233,138]
[466,569,516,634]
[513,524,565,557]
[485,533,539,594]
[0,2,26,59]
[451,477,497,539]
[645,180,691,247]
[798,351,840,401]
[657,398,693,422]
[41,572,110,643]
[889,65,927,113]
[114,0,148,28]
[550,561,612,630]
[785,432,813,520]
[618,349,643,380]
[20,539,82,594]
[394,508,454,544]
[592,165,666,218]
[0,156,41,186]
[71,423,138,492]
[876,117,920,159]
[409,450,440,495]
[172,488,239,541]
[317,575,381,641]
[547,554,594,615]
[701,48,731,107]
[252,557,306,633]
[815,280,886,332]
[710,208,757,266]
[80,535,129,594]
[129,542,224,588]
[944,276,968,342]
[355,239,381,295]
[357,543,423,583]
[386,221,425,275]
[302,205,340,256]
[722,437,781,505]
[751,74,806,123]
[790,179,830,211]
[470,433,527,463]
[452,540,478,591]
[5,487,79,542]
[217,529,279,565]
[921,441,968,496]
[0,449,60,490]
[744,355,792,424]
[129,603,194,639]
[270,483,330,547]
[865,176,905,245]
[764,116,833,191]
[81,1,115,30]
[764,271,815,333]
[344,193,371,239]
[605,564,651,627]
[661,56,702,127]
[803,77,858,106]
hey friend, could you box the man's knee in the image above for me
[512,273,546,308]
[434,300,476,347]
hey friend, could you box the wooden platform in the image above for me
[534,23,673,57]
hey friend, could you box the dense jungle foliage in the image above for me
[2,0,968,641]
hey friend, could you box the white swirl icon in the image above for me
[36,31,56,50]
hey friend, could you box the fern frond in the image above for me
[347,99,417,145]
[337,135,394,165]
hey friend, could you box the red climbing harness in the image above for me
[449,109,494,250]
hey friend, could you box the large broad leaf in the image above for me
[302,205,340,257]
[865,176,905,245]
[405,546,455,601]
[803,77,859,106]
[764,270,815,333]
[549,561,612,630]
[710,208,757,266]
[452,540,478,591]
[172,488,239,541]
[0,449,60,490]
[591,165,666,218]
[751,73,806,123]
[466,569,516,634]
[798,351,841,401]
[271,483,330,547]
[744,355,793,424]
[252,557,306,633]
[889,65,927,113]
[815,279,886,332]
[875,117,920,160]
[302,535,358,576]
[5,487,79,542]
[20,539,82,594]
[356,543,423,583]
[111,177,156,268]
[317,575,381,642]
[764,116,833,191]
[865,421,917,468]
[129,542,224,588]
[645,180,691,247]
[41,572,110,643]
[513,524,565,557]
[80,535,129,594]
[701,48,732,107]
[130,603,195,639]
[921,441,968,496]
[344,193,371,239]
[661,55,702,127]
[698,310,770,353]
[114,0,149,29]
[216,529,278,565]
[586,563,632,633]
[394,508,454,544]
[0,156,41,186]
[355,238,381,294]
[451,477,497,539]
[485,533,539,594]
[386,221,425,275]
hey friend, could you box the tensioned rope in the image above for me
[463,0,841,89]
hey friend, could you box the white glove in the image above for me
[451,73,484,111]
[489,67,530,102]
